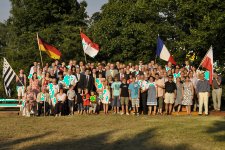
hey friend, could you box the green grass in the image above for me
[0,115,224,150]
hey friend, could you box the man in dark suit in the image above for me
[84,69,94,92]
[116,68,125,81]
[74,67,85,92]
[96,64,106,78]
[132,65,144,77]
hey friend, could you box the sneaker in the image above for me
[136,113,140,116]
[120,112,124,115]
[132,112,136,115]
[126,113,130,116]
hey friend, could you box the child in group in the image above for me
[147,76,157,115]
[76,88,83,115]
[102,81,111,114]
[90,91,97,114]
[82,88,90,114]
[67,85,76,115]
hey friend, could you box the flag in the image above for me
[80,32,99,58]
[2,58,17,97]
[156,37,176,65]
[37,34,61,60]
[200,46,213,84]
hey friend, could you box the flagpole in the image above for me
[37,33,44,67]
[197,46,212,70]
[79,28,87,64]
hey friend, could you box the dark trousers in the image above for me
[55,101,64,115]
[141,92,147,114]
[38,102,49,116]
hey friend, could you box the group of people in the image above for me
[16,59,223,117]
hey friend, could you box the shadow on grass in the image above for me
[0,131,53,150]
[19,128,190,150]
[206,118,225,141]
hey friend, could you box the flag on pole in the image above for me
[2,58,17,97]
[156,37,176,65]
[37,34,62,60]
[80,32,99,58]
[199,46,213,84]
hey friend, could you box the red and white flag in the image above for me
[200,46,213,84]
[80,32,99,58]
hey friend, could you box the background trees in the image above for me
[0,0,225,97]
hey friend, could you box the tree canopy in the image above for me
[0,0,225,97]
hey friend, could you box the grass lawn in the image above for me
[0,115,224,150]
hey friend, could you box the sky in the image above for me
[0,0,108,22]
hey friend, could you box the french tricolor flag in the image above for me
[80,32,100,58]
[156,37,176,65]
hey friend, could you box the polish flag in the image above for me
[200,46,213,84]
[156,37,176,65]
[80,32,100,58]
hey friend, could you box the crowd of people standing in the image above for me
[16,59,223,117]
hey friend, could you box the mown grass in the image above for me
[0,115,224,150]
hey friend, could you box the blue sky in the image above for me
[0,0,108,22]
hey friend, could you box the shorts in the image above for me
[131,98,140,107]
[120,97,129,105]
[164,93,175,104]
[17,86,25,97]
[158,97,163,108]
[113,96,120,107]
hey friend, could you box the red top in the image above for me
[82,93,90,106]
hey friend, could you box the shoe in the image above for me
[198,114,202,116]
[120,112,124,115]
[205,114,209,116]
[132,112,136,115]
[136,113,140,116]
[126,113,130,115]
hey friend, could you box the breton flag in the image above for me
[156,37,176,65]
[2,58,17,97]
[80,32,99,58]
[199,46,213,84]
[37,34,62,60]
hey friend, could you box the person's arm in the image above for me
[16,76,19,82]
[207,81,210,97]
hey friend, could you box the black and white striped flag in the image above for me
[3,58,16,97]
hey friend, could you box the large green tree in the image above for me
[89,0,225,65]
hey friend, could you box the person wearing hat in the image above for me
[164,75,177,115]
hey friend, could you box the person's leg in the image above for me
[165,103,168,114]
[212,89,217,110]
[117,97,120,113]
[38,102,42,116]
[177,105,181,113]
[186,106,188,114]
[169,104,173,115]
[136,99,140,115]
[189,105,191,115]
[106,104,108,114]
[217,88,222,111]
[153,106,156,115]
[199,93,203,115]
[141,92,147,114]
[204,93,209,115]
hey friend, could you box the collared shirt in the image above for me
[196,79,210,93]
[165,81,176,93]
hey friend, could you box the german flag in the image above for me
[37,34,61,60]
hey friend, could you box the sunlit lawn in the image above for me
[0,115,224,150]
